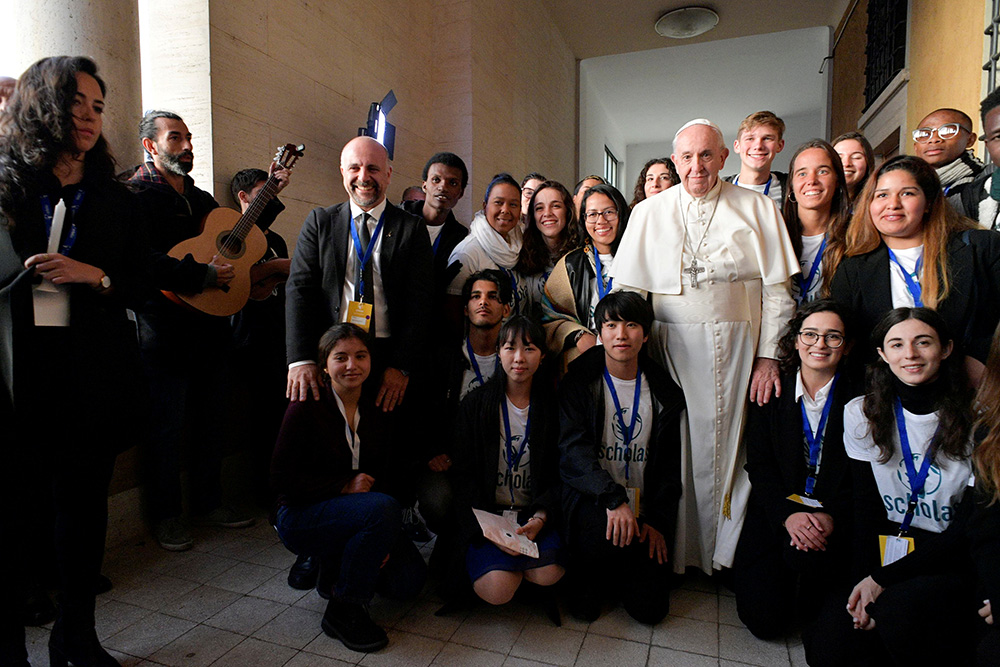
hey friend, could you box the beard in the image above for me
[160,150,194,176]
[349,179,383,208]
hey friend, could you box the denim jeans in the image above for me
[275,492,424,604]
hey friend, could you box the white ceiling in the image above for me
[580,26,835,177]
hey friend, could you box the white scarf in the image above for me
[470,210,522,269]
[936,152,982,190]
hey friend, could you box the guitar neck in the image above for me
[232,174,282,241]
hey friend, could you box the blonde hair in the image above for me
[843,156,975,308]
[736,111,785,141]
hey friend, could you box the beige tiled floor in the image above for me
[24,521,806,666]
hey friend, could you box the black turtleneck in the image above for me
[893,375,945,415]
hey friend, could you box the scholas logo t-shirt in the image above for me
[599,373,653,498]
[495,398,532,508]
[844,396,972,534]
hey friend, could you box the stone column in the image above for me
[4,0,144,169]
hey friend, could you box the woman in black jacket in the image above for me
[0,57,150,667]
[830,155,1000,383]
[732,299,865,666]
[450,315,564,606]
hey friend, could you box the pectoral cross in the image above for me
[685,258,705,289]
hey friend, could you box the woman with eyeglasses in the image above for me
[516,181,583,320]
[782,140,853,303]
[629,158,678,209]
[844,307,975,664]
[448,173,530,316]
[830,155,1000,384]
[832,132,876,205]
[732,300,867,666]
[541,184,631,371]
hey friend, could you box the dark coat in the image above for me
[829,230,1000,369]
[0,173,151,454]
[285,201,433,372]
[742,372,855,540]
[557,346,685,545]
[400,199,468,307]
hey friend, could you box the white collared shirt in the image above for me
[795,372,836,468]
[341,199,391,338]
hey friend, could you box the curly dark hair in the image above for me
[0,56,115,222]
[630,157,678,208]
[776,298,855,375]
[863,307,972,465]
[517,180,583,275]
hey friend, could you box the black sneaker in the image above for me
[287,555,319,590]
[321,598,388,652]
[402,507,431,542]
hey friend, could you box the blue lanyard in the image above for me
[734,174,772,196]
[894,397,935,535]
[593,250,613,301]
[501,398,531,506]
[432,229,443,256]
[603,368,642,482]
[796,236,826,304]
[348,211,386,301]
[887,248,924,307]
[40,189,85,256]
[800,372,839,496]
[503,268,520,313]
[465,337,498,387]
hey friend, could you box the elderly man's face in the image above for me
[672,125,728,198]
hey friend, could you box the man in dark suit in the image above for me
[285,136,433,407]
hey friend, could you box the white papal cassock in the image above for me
[611,180,798,573]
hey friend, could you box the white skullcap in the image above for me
[674,118,723,141]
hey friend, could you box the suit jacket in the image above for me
[830,230,1000,369]
[285,200,433,372]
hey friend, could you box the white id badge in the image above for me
[880,535,915,566]
[502,510,519,524]
[787,493,824,508]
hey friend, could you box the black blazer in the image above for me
[829,230,1000,368]
[743,372,855,535]
[285,201,433,372]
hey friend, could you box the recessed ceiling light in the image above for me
[654,7,720,39]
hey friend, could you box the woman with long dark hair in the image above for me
[517,180,582,317]
[541,184,630,371]
[844,308,975,663]
[832,131,876,204]
[830,155,1000,380]
[629,158,678,208]
[781,140,852,302]
[0,56,150,667]
[733,299,863,665]
[271,324,426,653]
[448,316,564,608]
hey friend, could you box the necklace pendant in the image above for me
[685,258,706,289]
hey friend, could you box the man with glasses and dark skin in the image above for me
[959,88,1000,230]
[912,107,984,209]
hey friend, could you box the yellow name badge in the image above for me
[347,300,373,333]
[787,494,824,509]
[626,487,641,516]
[879,534,915,566]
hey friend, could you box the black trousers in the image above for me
[568,499,673,625]
[733,506,876,666]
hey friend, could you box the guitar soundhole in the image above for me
[216,232,246,260]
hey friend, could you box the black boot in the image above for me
[49,614,120,667]
[321,597,388,653]
[0,618,29,667]
[287,555,319,590]
[22,584,56,627]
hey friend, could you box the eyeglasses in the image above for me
[912,123,971,143]
[585,208,619,223]
[798,331,845,348]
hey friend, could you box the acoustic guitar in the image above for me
[163,143,305,316]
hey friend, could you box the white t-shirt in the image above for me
[795,233,825,303]
[843,396,972,533]
[426,223,444,248]
[496,398,532,507]
[598,372,653,497]
[587,253,614,330]
[733,172,784,207]
[460,350,498,401]
[888,245,924,308]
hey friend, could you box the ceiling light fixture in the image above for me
[654,7,720,39]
